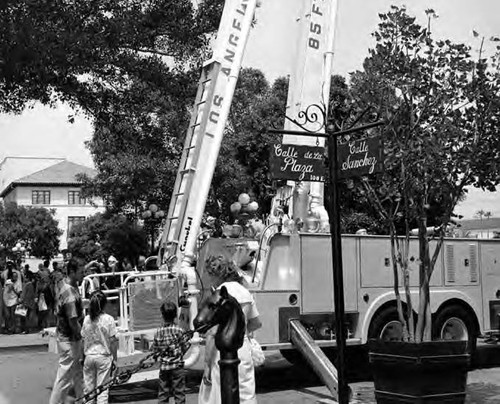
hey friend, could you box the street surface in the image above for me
[2,343,500,403]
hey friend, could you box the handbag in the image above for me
[38,293,48,311]
[248,336,265,367]
[15,304,28,317]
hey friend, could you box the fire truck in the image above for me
[74,0,500,396]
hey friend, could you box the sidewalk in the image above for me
[0,331,49,351]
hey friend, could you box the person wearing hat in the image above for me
[103,256,120,290]
[107,255,118,267]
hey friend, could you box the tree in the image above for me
[475,209,486,221]
[0,202,62,259]
[347,6,500,342]
[82,67,288,222]
[0,0,224,114]
[67,212,148,264]
[1,0,226,217]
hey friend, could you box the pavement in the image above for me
[2,335,500,403]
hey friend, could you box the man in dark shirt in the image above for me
[49,259,84,404]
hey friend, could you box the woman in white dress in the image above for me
[199,255,262,404]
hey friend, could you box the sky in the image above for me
[1,0,500,218]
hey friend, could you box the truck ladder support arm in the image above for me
[289,319,352,401]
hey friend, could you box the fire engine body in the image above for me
[196,233,500,353]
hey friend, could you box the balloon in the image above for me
[247,201,259,212]
[230,202,242,214]
[238,193,250,205]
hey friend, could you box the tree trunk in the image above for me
[390,226,410,341]
[415,217,430,342]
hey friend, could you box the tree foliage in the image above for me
[67,212,147,264]
[0,202,62,259]
[209,69,287,219]
[1,0,225,217]
[346,6,500,342]
[0,0,224,113]
[82,67,288,221]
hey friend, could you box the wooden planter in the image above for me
[368,340,470,404]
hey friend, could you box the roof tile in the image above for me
[13,160,96,184]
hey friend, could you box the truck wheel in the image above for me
[368,306,405,342]
[432,304,477,354]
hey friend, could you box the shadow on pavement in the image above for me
[109,344,500,403]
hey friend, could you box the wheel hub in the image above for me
[440,317,468,341]
[379,320,404,341]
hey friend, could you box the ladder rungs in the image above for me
[163,63,219,244]
[180,168,196,174]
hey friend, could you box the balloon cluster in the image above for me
[230,193,259,217]
[223,193,261,239]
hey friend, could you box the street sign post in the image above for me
[269,115,385,404]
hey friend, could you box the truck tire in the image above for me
[432,304,477,355]
[368,306,406,342]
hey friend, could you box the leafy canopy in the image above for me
[0,202,62,260]
[345,6,500,342]
[0,0,224,114]
[67,212,147,264]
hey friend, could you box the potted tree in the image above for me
[344,6,500,403]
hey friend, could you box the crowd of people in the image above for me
[0,259,56,334]
[1,252,262,404]
[0,254,146,335]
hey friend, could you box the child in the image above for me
[152,301,190,404]
[81,290,118,404]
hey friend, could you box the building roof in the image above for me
[0,160,96,197]
[458,217,500,230]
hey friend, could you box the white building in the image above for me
[0,157,105,250]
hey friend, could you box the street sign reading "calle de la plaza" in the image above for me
[269,142,326,182]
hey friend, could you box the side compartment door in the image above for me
[300,235,358,314]
[480,243,500,331]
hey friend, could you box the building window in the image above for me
[68,191,86,205]
[32,190,51,205]
[68,216,86,235]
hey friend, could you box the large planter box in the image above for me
[368,340,470,404]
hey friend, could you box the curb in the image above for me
[0,343,48,353]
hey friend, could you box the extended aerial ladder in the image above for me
[157,0,259,333]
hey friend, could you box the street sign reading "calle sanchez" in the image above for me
[337,136,384,179]
[269,143,326,182]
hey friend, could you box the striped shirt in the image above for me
[152,323,190,371]
[55,282,83,341]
